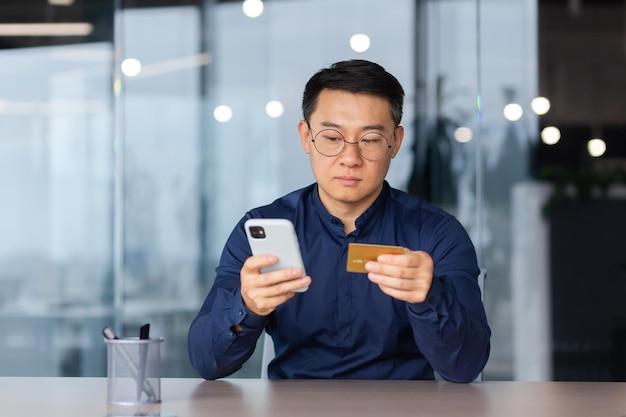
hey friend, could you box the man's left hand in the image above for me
[365,249,433,304]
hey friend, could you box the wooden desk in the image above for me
[1,377,625,417]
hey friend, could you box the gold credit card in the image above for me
[346,243,404,273]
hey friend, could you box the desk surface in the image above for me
[1,377,625,417]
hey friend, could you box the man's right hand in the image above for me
[240,255,311,316]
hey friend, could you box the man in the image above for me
[188,59,490,383]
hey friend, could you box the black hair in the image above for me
[301,59,405,127]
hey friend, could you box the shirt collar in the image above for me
[310,181,391,233]
[354,181,390,232]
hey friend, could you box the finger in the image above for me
[243,254,278,272]
[365,260,410,279]
[367,272,415,291]
[242,262,308,297]
[259,272,310,295]
[243,254,305,287]
[377,284,428,304]
[259,267,305,288]
[377,250,427,267]
[242,274,310,316]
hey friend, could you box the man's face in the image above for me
[298,88,404,216]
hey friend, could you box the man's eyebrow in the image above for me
[319,121,386,131]
[362,124,386,131]
[319,121,341,129]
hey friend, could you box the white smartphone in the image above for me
[244,218,308,293]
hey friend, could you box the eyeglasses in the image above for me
[308,125,393,161]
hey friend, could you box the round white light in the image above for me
[242,0,264,18]
[454,126,473,143]
[503,103,523,121]
[213,105,233,123]
[588,138,606,157]
[121,58,141,77]
[531,96,551,115]
[265,100,284,118]
[350,34,371,53]
[541,126,561,145]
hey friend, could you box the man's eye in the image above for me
[361,138,381,145]
[323,136,342,143]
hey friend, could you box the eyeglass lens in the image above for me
[313,129,390,160]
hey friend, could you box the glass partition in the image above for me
[0,42,114,376]
[114,3,205,377]
[414,0,539,381]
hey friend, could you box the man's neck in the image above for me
[317,186,384,235]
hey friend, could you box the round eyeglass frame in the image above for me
[308,125,394,161]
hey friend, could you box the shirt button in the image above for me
[331,219,339,224]
[428,296,435,303]
[229,331,234,337]
[238,309,243,316]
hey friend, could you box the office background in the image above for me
[1,0,625,381]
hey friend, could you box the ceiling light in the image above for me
[503,103,523,121]
[530,97,551,115]
[214,105,233,123]
[588,138,606,157]
[350,34,371,53]
[541,126,561,145]
[48,0,76,5]
[242,0,264,18]
[265,100,284,118]
[0,23,93,37]
[121,58,142,77]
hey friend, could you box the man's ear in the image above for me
[390,125,405,158]
[298,120,312,154]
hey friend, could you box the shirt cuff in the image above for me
[230,288,267,330]
[408,275,445,315]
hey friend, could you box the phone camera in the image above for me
[248,226,266,239]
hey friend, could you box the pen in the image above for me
[139,323,150,340]
[102,326,157,402]
[137,323,150,401]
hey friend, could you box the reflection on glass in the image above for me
[454,126,473,143]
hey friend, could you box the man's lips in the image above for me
[336,176,361,185]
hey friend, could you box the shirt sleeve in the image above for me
[406,214,491,383]
[187,217,268,380]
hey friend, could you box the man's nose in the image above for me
[339,140,362,161]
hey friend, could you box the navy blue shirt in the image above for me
[188,182,490,382]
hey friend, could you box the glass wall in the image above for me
[0,39,114,375]
[2,0,624,381]
[415,0,540,380]
[115,3,205,377]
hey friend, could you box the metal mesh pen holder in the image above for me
[105,337,163,405]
